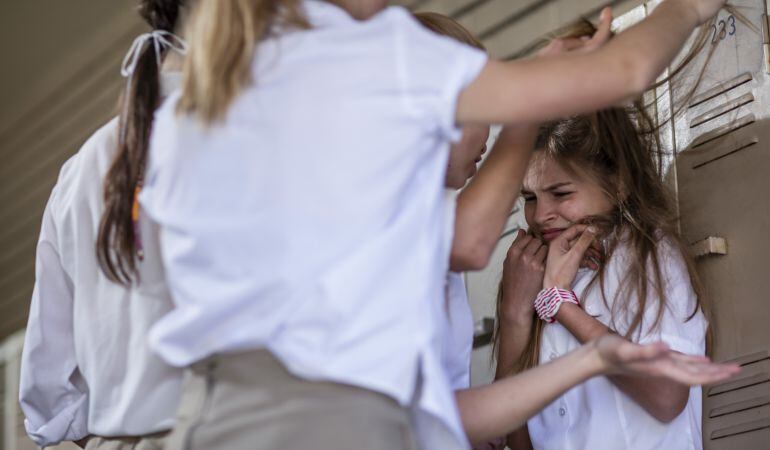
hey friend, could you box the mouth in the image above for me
[540,228,565,242]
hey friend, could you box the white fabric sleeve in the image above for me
[627,240,707,356]
[393,9,488,142]
[19,187,89,447]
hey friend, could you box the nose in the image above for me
[534,197,558,228]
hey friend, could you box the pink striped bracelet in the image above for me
[534,287,580,323]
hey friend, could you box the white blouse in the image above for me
[20,93,183,446]
[440,190,474,391]
[527,236,708,450]
[139,2,487,449]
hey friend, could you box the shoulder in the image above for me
[49,118,120,216]
[65,117,120,179]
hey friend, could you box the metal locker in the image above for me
[665,0,770,448]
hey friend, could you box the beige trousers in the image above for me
[83,431,168,450]
[165,350,418,450]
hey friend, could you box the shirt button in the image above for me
[549,352,557,361]
[558,407,567,417]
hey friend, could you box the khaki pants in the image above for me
[84,431,168,450]
[165,350,418,450]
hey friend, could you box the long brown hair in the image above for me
[177,0,310,124]
[498,105,711,375]
[97,0,185,285]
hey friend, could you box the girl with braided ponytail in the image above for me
[19,1,188,448]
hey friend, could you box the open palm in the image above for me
[594,334,740,386]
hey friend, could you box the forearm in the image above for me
[456,343,603,444]
[457,0,703,124]
[555,304,689,422]
[599,0,701,94]
[495,313,534,379]
[451,125,538,271]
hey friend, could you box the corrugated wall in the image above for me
[0,0,145,342]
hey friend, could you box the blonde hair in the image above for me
[413,12,486,51]
[178,0,310,124]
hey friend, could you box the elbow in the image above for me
[650,392,689,423]
[450,240,493,272]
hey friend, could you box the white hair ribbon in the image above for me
[120,30,188,79]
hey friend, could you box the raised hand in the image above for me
[536,7,613,58]
[593,334,741,385]
[543,224,596,289]
[500,230,547,323]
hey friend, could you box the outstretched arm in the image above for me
[456,334,738,445]
[456,0,725,125]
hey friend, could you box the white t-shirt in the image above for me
[140,2,487,448]
[527,236,708,450]
[20,74,183,447]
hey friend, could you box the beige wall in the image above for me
[0,0,146,342]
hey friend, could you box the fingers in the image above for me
[563,227,596,267]
[507,229,529,254]
[556,37,589,52]
[534,243,548,263]
[652,358,741,386]
[551,224,588,251]
[585,7,613,50]
[523,233,545,256]
[608,340,742,385]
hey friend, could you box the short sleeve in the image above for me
[392,10,488,142]
[610,239,707,356]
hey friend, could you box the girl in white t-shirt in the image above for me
[142,1,734,449]
[496,106,712,450]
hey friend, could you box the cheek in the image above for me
[555,199,584,223]
[557,195,610,223]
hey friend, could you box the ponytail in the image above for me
[97,0,185,285]
[177,0,309,124]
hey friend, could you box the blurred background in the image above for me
[0,1,648,448]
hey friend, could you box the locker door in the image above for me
[668,1,770,448]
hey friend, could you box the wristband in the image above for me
[534,287,580,323]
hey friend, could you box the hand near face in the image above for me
[543,224,596,289]
[500,230,547,322]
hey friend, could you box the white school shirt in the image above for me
[441,190,474,390]
[527,236,708,450]
[20,73,184,448]
[139,2,487,449]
